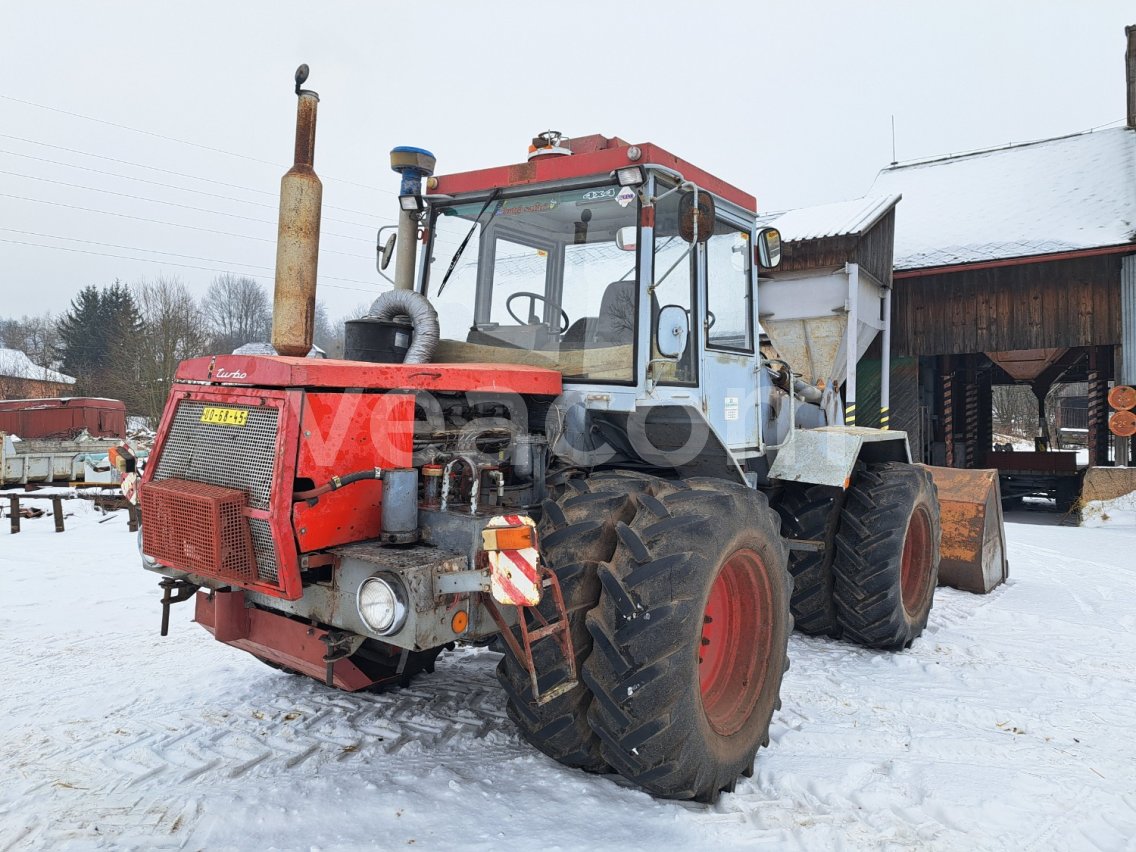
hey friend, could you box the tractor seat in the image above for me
[593,280,638,344]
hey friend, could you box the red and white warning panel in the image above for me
[482,515,542,606]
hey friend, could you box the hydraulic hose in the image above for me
[294,467,384,502]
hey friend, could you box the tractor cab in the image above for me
[418,133,783,473]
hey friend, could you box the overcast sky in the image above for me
[2,1,1133,326]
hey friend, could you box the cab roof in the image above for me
[431,134,756,213]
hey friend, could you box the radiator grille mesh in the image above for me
[152,400,279,509]
[151,398,281,584]
[141,478,256,582]
[249,518,279,583]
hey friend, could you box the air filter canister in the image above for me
[380,468,419,544]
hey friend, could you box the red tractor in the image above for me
[137,68,1002,803]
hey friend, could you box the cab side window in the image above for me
[705,226,753,351]
[652,188,698,383]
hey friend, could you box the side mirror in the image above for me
[615,226,637,252]
[377,231,397,271]
[678,189,715,244]
[756,227,781,269]
[656,304,689,358]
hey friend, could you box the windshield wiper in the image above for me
[647,236,689,291]
[616,236,676,283]
[437,189,502,296]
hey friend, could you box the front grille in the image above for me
[151,398,281,585]
[249,518,279,583]
[142,478,256,582]
[152,400,279,509]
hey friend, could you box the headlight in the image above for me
[357,575,408,636]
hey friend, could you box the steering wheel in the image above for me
[506,291,569,333]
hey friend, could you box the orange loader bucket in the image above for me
[920,466,1009,594]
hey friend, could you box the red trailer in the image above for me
[0,397,126,440]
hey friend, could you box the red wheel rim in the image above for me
[900,507,933,616]
[699,549,774,737]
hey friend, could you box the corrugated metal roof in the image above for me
[756,193,901,242]
[870,127,1136,270]
[0,348,75,384]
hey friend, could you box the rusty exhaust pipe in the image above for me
[271,64,322,357]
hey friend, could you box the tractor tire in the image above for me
[774,483,843,637]
[583,480,791,803]
[495,471,680,772]
[831,463,941,650]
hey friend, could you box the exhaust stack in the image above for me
[271,64,322,357]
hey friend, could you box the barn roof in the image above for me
[755,193,901,241]
[0,348,75,384]
[869,126,1136,271]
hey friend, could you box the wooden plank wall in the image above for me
[771,210,895,287]
[893,255,1122,356]
[854,209,895,287]
[775,235,857,273]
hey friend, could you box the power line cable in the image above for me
[0,135,464,251]
[0,169,378,241]
[0,193,377,260]
[0,227,269,270]
[0,236,385,294]
[0,132,389,218]
[0,93,392,194]
[0,148,398,229]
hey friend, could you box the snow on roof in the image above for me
[0,348,75,384]
[869,127,1136,270]
[232,342,327,358]
[755,193,901,242]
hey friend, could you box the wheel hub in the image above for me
[900,507,933,616]
[699,549,774,737]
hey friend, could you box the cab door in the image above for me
[699,219,759,450]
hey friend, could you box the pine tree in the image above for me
[55,281,144,400]
[56,285,106,381]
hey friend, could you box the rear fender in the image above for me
[582,404,747,484]
[768,426,910,488]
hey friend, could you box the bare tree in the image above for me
[1,313,60,371]
[992,385,1037,438]
[134,277,209,423]
[992,382,1078,444]
[202,274,271,353]
[313,300,344,358]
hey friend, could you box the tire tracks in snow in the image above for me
[0,651,531,849]
[920,579,1012,635]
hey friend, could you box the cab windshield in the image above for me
[422,184,639,383]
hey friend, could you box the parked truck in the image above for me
[135,68,1005,803]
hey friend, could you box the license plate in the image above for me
[200,406,248,426]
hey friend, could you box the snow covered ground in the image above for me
[1,502,1135,851]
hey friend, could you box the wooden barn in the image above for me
[758,26,1136,510]
[871,122,1136,465]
